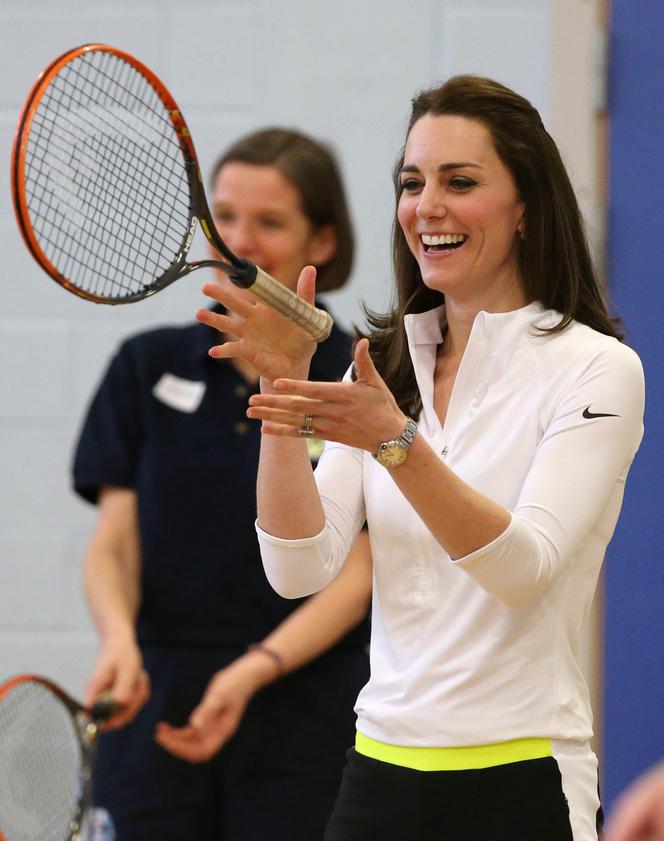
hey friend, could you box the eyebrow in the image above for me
[400,162,483,174]
[211,201,285,216]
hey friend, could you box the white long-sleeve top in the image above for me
[257,302,645,746]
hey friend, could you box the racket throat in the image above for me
[227,259,259,289]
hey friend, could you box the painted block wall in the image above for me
[0,1,551,697]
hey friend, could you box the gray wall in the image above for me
[0,0,551,697]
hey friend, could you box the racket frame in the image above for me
[12,44,333,340]
[0,673,112,841]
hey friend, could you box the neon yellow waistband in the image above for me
[355,732,552,771]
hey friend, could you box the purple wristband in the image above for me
[246,643,285,675]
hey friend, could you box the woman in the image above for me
[74,128,371,841]
[197,78,645,841]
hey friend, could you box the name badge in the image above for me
[152,373,206,413]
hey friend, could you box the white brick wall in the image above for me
[0,0,553,699]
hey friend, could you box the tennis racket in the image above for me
[0,674,115,841]
[12,44,333,341]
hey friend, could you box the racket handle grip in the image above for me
[89,691,116,722]
[232,264,333,342]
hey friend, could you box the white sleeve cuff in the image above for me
[451,514,516,568]
[255,520,328,547]
[255,520,340,599]
[450,513,560,609]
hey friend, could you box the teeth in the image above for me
[421,234,467,246]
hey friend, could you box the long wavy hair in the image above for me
[363,75,622,417]
[210,127,354,293]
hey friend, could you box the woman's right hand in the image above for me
[196,266,318,384]
[84,631,150,730]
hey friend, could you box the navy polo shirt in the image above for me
[73,305,367,649]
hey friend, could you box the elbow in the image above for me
[344,589,372,626]
[264,575,317,600]
[483,570,557,610]
[463,516,561,609]
[263,567,330,600]
[258,522,343,599]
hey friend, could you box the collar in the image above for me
[404,301,560,441]
[404,300,555,354]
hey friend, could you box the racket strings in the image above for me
[44,54,190,235]
[0,682,83,841]
[21,48,192,299]
[28,82,186,283]
[33,54,189,296]
[25,103,186,300]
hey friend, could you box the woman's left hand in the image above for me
[154,651,280,763]
[247,338,408,452]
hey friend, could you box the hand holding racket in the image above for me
[12,44,333,342]
[84,635,150,731]
[0,674,115,841]
[198,266,320,384]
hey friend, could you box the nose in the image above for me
[220,220,259,261]
[415,184,447,221]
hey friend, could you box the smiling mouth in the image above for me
[421,233,468,253]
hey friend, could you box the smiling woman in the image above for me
[396,114,526,308]
[198,76,645,841]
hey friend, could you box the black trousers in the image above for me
[324,748,580,841]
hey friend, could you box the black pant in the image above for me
[324,748,577,841]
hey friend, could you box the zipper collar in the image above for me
[403,301,558,441]
[404,300,555,353]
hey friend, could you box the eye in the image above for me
[448,177,477,191]
[400,178,422,193]
[213,209,234,224]
[260,217,285,230]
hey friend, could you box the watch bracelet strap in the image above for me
[400,417,418,446]
[373,417,418,459]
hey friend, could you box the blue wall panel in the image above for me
[604,0,664,810]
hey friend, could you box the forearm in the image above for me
[258,439,367,597]
[255,531,372,675]
[84,487,142,643]
[84,546,140,642]
[256,376,325,539]
[388,433,511,560]
[256,436,325,538]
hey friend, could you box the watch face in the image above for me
[376,441,407,467]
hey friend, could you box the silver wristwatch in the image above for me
[373,418,418,468]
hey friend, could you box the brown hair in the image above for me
[210,127,354,293]
[364,75,623,417]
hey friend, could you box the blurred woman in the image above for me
[74,128,371,841]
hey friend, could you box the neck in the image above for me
[441,280,528,361]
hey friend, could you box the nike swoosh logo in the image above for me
[583,406,620,419]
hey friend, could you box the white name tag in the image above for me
[152,373,206,413]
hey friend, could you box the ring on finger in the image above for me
[298,413,315,438]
